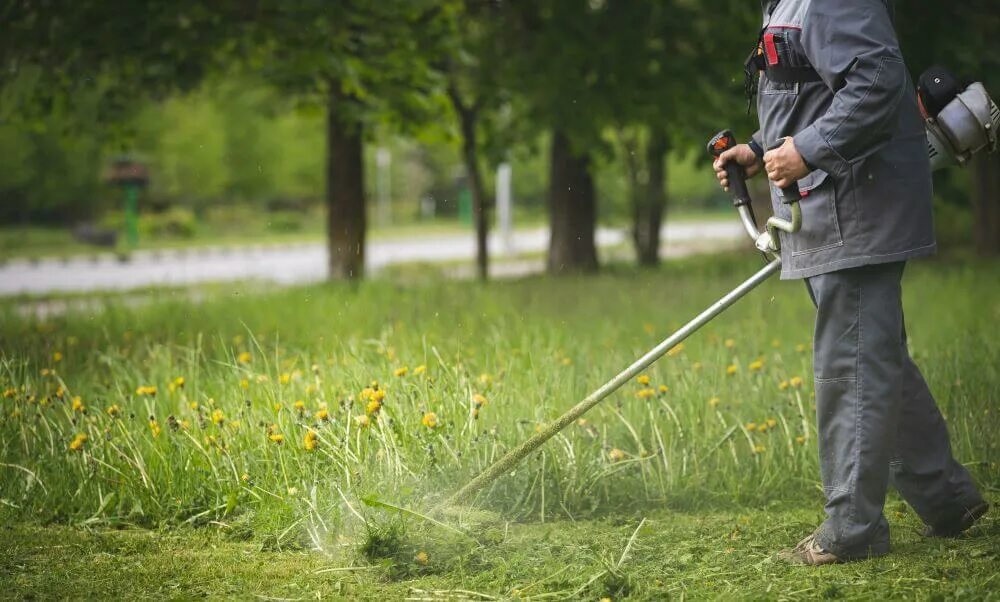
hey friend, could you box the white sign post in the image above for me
[496,162,513,255]
[376,147,392,227]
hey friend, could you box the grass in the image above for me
[1,252,998,598]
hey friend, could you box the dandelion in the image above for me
[149,419,161,438]
[2,388,15,399]
[667,343,685,357]
[303,430,319,451]
[766,418,777,428]
[658,385,669,394]
[790,376,804,388]
[745,422,757,431]
[422,412,439,429]
[189,401,199,411]
[55,386,65,399]
[472,393,488,407]
[478,373,493,384]
[241,473,250,483]
[269,433,285,444]
[293,400,306,413]
[238,351,252,364]
[608,448,627,462]
[52,351,63,363]
[795,436,806,445]
[365,399,382,415]
[778,380,789,391]
[709,396,721,408]
[273,403,282,412]
[758,423,769,433]
[726,364,738,376]
[355,415,370,428]
[749,359,764,372]
[279,373,291,385]
[724,338,736,349]
[168,376,185,393]
[69,433,88,451]
[240,379,250,389]
[71,396,85,413]
[315,409,329,421]
[637,374,651,386]
[413,365,427,376]
[394,366,409,377]
[106,404,121,417]
[415,551,429,565]
[754,444,765,454]
[136,385,157,397]
[636,388,655,399]
[211,409,225,425]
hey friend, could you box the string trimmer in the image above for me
[440,68,998,510]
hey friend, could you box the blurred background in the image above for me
[1,0,998,296]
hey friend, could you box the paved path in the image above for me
[0,221,742,297]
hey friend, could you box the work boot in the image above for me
[778,533,841,566]
[923,501,989,538]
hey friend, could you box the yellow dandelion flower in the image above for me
[754,444,765,454]
[636,388,655,399]
[421,412,438,429]
[637,374,651,386]
[55,386,65,399]
[211,409,225,425]
[69,433,88,451]
[279,373,291,385]
[241,473,250,483]
[415,551,429,565]
[180,419,190,430]
[269,433,284,444]
[758,423,769,433]
[709,397,721,408]
[726,364,738,376]
[608,448,627,462]
[71,396,85,413]
[240,378,250,389]
[658,385,669,394]
[413,365,426,375]
[778,380,789,391]
[365,399,382,415]
[796,436,806,445]
[393,366,409,377]
[315,409,329,421]
[473,393,488,407]
[667,343,685,357]
[294,400,306,413]
[745,422,757,431]
[135,385,157,397]
[790,376,804,388]
[766,418,777,428]
[373,388,386,402]
[748,359,764,372]
[724,338,736,349]
[238,351,252,364]
[273,403,282,412]
[478,373,493,384]
[106,404,120,417]
[149,420,161,438]
[40,368,51,377]
[52,351,63,363]
[303,430,319,451]
[2,388,15,399]
[355,415,370,428]
[189,401,199,410]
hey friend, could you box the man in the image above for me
[713,0,987,565]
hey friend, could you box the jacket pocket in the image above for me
[774,170,844,255]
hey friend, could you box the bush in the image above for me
[140,207,198,239]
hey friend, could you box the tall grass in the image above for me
[1,255,997,542]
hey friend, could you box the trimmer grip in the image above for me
[707,129,752,208]
[767,138,802,204]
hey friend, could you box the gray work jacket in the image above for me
[752,0,935,280]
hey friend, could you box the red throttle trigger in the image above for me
[707,130,752,208]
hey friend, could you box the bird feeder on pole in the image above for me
[104,157,149,251]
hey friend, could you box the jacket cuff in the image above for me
[794,124,847,176]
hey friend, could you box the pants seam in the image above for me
[849,275,863,538]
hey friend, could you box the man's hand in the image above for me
[713,144,762,192]
[764,137,810,189]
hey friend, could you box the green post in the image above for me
[458,186,472,226]
[124,184,139,249]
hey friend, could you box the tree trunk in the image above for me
[458,106,489,281]
[971,150,1000,256]
[632,129,669,267]
[547,130,598,274]
[326,88,366,280]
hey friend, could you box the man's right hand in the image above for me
[713,144,762,192]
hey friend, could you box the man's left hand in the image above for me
[764,137,810,189]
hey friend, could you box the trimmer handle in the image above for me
[707,130,752,208]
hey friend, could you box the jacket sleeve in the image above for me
[792,0,907,175]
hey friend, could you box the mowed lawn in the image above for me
[1,253,998,599]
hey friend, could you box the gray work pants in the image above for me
[804,262,983,559]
